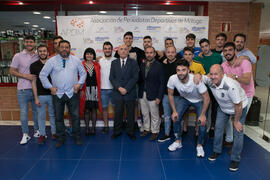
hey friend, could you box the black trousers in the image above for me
[114,99,135,135]
[208,89,219,129]
[52,93,81,141]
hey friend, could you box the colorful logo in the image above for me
[191,27,206,33]
[146,26,161,32]
[70,18,84,29]
[95,36,110,43]
[179,27,190,33]
[96,27,108,33]
[83,37,94,44]
[114,26,125,33]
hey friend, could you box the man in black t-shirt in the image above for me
[158,38,182,63]
[30,44,56,145]
[211,33,227,54]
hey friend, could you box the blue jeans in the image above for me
[173,98,207,145]
[52,93,80,141]
[101,89,114,108]
[17,89,38,134]
[37,95,56,136]
[224,97,253,143]
[162,95,181,136]
[213,106,247,162]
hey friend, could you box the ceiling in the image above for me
[0,0,269,38]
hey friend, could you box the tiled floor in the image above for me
[0,126,270,180]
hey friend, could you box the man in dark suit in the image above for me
[138,47,164,141]
[109,44,139,140]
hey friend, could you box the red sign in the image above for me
[222,22,231,32]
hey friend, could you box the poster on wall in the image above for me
[57,15,209,58]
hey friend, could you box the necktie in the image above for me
[121,60,125,69]
[62,59,66,68]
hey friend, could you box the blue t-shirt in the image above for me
[179,47,202,58]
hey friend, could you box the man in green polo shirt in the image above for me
[195,38,222,138]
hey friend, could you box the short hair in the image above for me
[176,59,190,69]
[223,42,236,50]
[124,31,133,38]
[145,46,156,52]
[143,36,152,40]
[165,37,173,43]
[183,47,194,54]
[186,33,196,40]
[53,36,63,42]
[83,47,96,60]
[216,33,227,41]
[24,35,35,42]
[103,41,113,49]
[37,44,48,51]
[233,33,246,42]
[199,38,210,46]
[59,40,70,48]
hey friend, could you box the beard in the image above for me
[178,73,188,81]
[60,50,70,58]
[225,54,235,62]
[39,55,48,61]
[236,45,244,52]
[104,53,112,58]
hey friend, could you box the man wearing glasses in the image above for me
[39,40,86,148]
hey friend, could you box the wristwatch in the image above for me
[235,75,239,80]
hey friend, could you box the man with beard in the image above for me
[98,41,116,134]
[158,46,182,143]
[10,35,39,145]
[167,59,210,158]
[233,33,257,64]
[39,40,86,148]
[221,42,255,152]
[138,47,164,141]
[110,44,138,140]
[212,33,227,54]
[30,45,56,144]
[202,64,248,171]
[195,38,223,138]
[142,36,161,62]
[49,36,63,58]
[158,38,182,63]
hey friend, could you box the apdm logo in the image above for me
[70,18,84,29]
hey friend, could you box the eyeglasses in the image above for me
[62,59,66,68]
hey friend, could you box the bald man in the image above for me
[109,44,139,140]
[199,64,248,171]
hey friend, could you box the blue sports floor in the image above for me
[0,125,270,180]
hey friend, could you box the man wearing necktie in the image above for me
[39,40,86,148]
[109,44,139,140]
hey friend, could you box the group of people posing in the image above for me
[10,31,256,172]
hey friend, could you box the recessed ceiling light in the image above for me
[18,2,23,5]
[89,1,93,4]
[166,12,174,15]
[52,20,56,22]
[40,28,46,30]
[43,16,51,19]
[32,25,39,28]
[165,1,170,5]
[33,11,41,15]
[24,22,30,24]
[99,11,107,14]
[131,6,138,9]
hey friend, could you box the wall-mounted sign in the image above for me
[222,22,231,32]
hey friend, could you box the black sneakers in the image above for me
[158,135,171,142]
[229,161,239,171]
[208,152,221,161]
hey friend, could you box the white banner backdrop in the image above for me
[57,15,209,58]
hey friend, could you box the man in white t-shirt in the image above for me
[167,59,210,158]
[98,41,116,134]
[200,64,248,172]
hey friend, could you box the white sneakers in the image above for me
[168,141,182,151]
[20,133,31,145]
[196,146,205,158]
[33,130,40,138]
